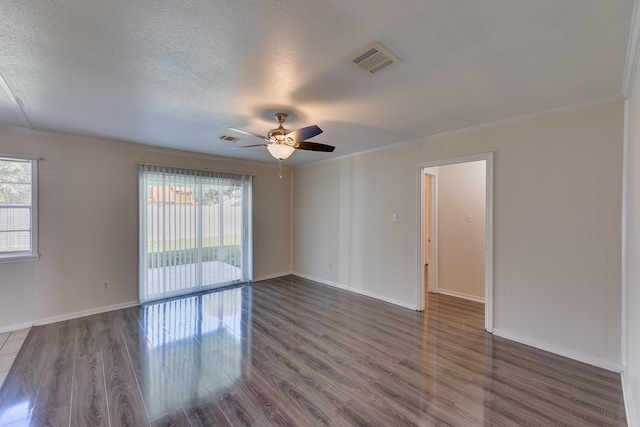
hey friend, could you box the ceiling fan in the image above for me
[229,113,335,160]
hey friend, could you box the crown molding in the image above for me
[295,94,625,169]
[0,123,287,171]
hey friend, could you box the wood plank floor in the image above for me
[0,275,627,426]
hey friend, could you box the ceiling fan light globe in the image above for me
[267,144,295,160]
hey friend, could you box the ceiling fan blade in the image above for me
[228,127,268,140]
[288,125,323,142]
[294,141,335,152]
[230,144,268,150]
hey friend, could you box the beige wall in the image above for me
[0,126,292,331]
[438,161,486,301]
[293,101,623,368]
[624,57,640,424]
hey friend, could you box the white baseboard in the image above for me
[34,301,139,327]
[493,328,624,373]
[292,272,417,310]
[252,271,293,282]
[0,300,140,333]
[437,288,485,303]
[621,371,638,427]
[0,321,36,335]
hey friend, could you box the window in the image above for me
[139,164,252,302]
[0,156,39,263]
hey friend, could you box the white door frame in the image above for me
[417,152,494,333]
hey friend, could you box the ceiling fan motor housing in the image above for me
[268,113,294,145]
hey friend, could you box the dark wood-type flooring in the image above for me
[0,275,628,426]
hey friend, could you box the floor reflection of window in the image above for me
[140,286,250,411]
[0,399,30,425]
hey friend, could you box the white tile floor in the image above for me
[0,328,30,387]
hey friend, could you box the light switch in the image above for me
[466,213,472,222]
[392,213,398,222]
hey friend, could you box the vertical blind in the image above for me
[139,164,252,302]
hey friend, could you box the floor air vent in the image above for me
[351,43,399,73]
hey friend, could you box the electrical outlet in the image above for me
[103,281,110,290]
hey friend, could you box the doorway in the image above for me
[423,170,437,298]
[417,153,494,332]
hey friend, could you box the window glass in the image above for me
[0,157,38,262]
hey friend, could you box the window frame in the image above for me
[0,155,39,264]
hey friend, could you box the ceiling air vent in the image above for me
[351,43,399,73]
[218,134,239,142]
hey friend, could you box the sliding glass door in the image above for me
[139,165,252,303]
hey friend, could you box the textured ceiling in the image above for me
[0,0,635,165]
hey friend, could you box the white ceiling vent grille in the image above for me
[218,134,239,142]
[351,43,399,73]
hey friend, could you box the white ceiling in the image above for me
[0,0,635,165]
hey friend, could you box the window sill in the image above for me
[0,254,40,264]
